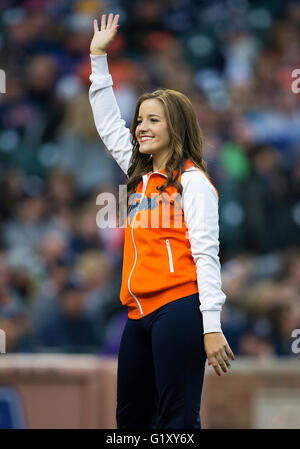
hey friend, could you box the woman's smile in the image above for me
[140,136,154,143]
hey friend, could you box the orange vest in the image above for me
[120,159,218,319]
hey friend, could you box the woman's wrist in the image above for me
[90,49,107,56]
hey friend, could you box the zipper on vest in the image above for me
[127,174,150,317]
[165,239,174,273]
[128,171,169,317]
[128,217,144,317]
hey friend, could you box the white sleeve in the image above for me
[89,54,133,175]
[181,170,226,334]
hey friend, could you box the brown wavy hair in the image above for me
[126,88,208,202]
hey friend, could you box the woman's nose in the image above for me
[139,122,148,131]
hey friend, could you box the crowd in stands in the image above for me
[0,0,299,357]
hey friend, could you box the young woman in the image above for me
[89,13,234,429]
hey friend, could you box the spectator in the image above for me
[31,278,102,353]
[243,144,290,253]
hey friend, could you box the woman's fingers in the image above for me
[107,12,113,28]
[209,357,221,376]
[107,13,120,30]
[208,349,234,376]
[99,13,119,32]
[215,353,227,372]
[112,13,120,28]
[227,345,235,361]
[107,13,120,29]
[221,349,231,369]
[93,19,99,33]
[208,355,226,376]
[101,14,106,31]
[112,14,120,27]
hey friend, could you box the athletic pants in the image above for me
[116,293,207,429]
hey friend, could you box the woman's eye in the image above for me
[136,119,158,124]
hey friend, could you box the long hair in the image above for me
[126,88,208,203]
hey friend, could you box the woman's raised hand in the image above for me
[90,13,120,56]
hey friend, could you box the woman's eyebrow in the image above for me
[137,113,161,118]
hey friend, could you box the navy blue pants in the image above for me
[116,293,207,429]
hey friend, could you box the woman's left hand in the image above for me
[204,332,235,376]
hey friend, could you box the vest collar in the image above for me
[151,158,196,177]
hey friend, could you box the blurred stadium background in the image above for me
[0,0,299,429]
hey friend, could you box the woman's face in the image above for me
[135,99,170,159]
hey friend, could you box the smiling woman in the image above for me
[89,12,234,430]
